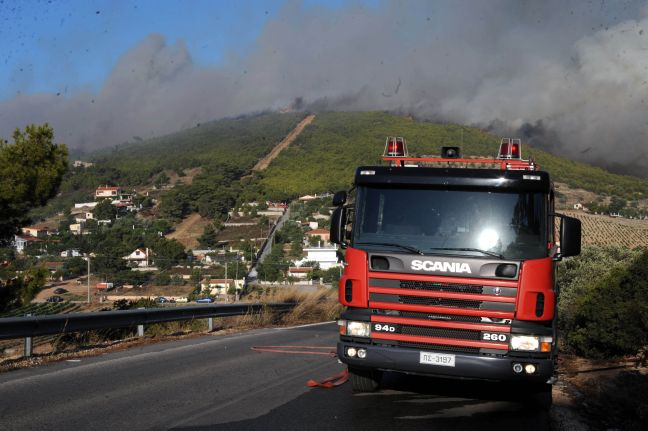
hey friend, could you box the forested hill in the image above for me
[90,112,307,185]
[258,111,648,201]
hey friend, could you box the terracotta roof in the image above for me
[96,186,120,191]
[305,229,329,235]
[289,267,313,273]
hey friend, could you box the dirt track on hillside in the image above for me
[252,114,315,172]
[166,213,211,250]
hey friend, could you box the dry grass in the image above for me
[239,286,343,327]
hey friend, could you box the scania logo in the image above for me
[410,259,472,274]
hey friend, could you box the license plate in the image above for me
[420,351,455,367]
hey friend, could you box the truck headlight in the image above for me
[346,321,372,337]
[510,335,552,352]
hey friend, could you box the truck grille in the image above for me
[398,311,482,323]
[400,280,483,294]
[398,295,482,309]
[401,325,480,340]
[369,276,516,353]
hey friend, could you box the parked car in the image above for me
[53,288,68,294]
[195,298,214,303]
[46,295,64,303]
[156,296,170,303]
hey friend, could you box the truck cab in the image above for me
[330,138,581,404]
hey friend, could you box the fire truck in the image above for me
[330,137,581,405]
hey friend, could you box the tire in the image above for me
[349,367,382,392]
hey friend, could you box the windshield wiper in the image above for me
[355,242,424,255]
[426,247,505,260]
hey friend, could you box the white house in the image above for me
[123,248,151,267]
[288,267,313,279]
[294,245,340,270]
[13,235,42,253]
[201,278,244,295]
[96,186,121,199]
[74,202,98,209]
[60,249,83,258]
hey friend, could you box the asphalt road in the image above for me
[0,322,550,431]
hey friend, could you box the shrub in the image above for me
[559,246,648,358]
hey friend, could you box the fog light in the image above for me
[513,363,523,373]
[357,349,367,359]
[347,347,357,358]
[524,364,537,374]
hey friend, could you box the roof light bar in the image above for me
[384,137,408,157]
[498,138,522,160]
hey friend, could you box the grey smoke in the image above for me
[1,0,647,176]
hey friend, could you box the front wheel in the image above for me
[349,367,382,392]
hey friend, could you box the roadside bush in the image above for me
[559,246,648,358]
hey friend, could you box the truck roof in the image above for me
[354,166,551,193]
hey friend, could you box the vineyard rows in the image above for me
[563,211,648,249]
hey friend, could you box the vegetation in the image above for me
[0,124,68,244]
[259,111,648,200]
[558,245,648,358]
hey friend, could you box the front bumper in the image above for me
[338,341,553,383]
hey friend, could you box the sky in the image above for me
[0,0,647,176]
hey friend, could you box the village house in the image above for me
[288,267,313,279]
[44,261,65,280]
[123,248,151,268]
[13,235,43,254]
[69,223,90,236]
[21,226,48,238]
[304,228,331,244]
[294,245,340,270]
[95,186,121,199]
[201,278,243,296]
[60,249,83,258]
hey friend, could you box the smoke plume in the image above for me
[0,0,647,176]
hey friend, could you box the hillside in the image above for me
[30,112,307,220]
[257,111,648,201]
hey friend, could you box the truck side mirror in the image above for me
[330,206,348,247]
[332,190,347,206]
[559,216,581,258]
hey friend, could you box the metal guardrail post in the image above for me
[24,313,33,357]
[208,317,214,332]
[137,308,144,337]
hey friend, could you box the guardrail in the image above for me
[0,302,295,357]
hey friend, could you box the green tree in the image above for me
[152,239,186,270]
[93,199,116,221]
[0,124,68,244]
[198,224,219,248]
[608,196,626,214]
[63,256,87,278]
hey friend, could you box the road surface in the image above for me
[0,322,550,430]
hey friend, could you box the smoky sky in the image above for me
[1,0,647,176]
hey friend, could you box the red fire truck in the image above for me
[330,137,581,405]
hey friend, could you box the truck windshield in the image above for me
[353,186,547,260]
